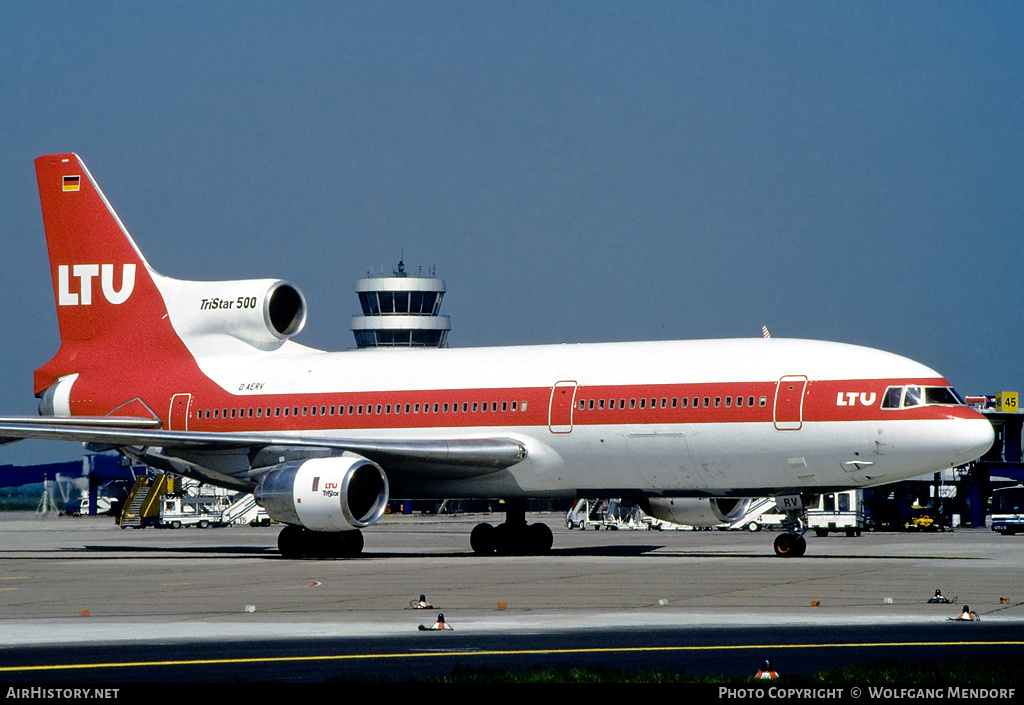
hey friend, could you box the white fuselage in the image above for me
[169,337,993,498]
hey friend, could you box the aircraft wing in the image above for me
[0,416,527,481]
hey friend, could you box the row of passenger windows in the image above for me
[578,395,768,411]
[196,399,529,421]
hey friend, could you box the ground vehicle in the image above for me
[64,496,113,516]
[806,490,864,537]
[991,485,1024,535]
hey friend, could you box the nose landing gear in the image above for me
[773,499,807,557]
[773,531,807,557]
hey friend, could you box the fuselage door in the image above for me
[774,376,808,431]
[548,381,578,434]
[169,393,192,431]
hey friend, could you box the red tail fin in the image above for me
[34,154,190,397]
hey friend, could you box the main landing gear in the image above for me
[277,525,364,558]
[470,499,554,555]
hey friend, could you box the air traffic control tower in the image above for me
[351,259,450,348]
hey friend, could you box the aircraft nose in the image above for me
[949,413,995,466]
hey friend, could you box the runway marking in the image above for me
[4,640,1024,675]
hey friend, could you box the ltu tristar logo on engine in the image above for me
[57,264,136,305]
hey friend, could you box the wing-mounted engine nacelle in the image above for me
[255,454,389,532]
[646,497,753,527]
[159,276,307,350]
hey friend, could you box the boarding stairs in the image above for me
[119,474,174,527]
[220,493,261,525]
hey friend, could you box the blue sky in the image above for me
[1,2,1022,464]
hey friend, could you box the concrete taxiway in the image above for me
[0,511,1021,681]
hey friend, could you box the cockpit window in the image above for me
[882,387,902,409]
[903,386,922,407]
[882,385,965,409]
[926,387,964,405]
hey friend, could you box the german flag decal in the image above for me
[62,175,81,192]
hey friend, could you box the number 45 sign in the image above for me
[996,392,1018,413]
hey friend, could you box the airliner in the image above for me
[0,154,994,558]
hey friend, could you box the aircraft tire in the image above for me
[470,522,497,555]
[339,530,364,557]
[278,525,305,558]
[773,533,807,558]
[527,522,553,554]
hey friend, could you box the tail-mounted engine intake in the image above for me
[160,277,307,350]
[38,373,79,417]
[646,497,753,527]
[255,454,389,532]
